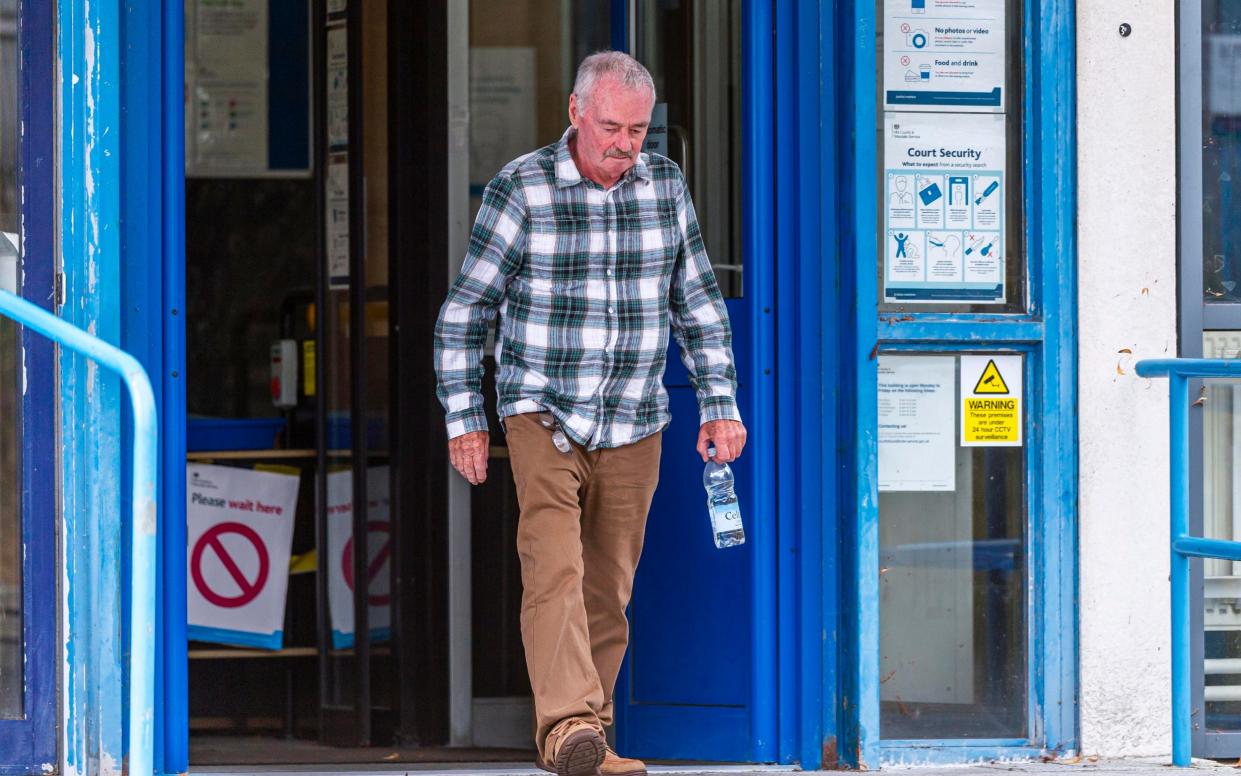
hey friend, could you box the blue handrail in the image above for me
[1135,358,1241,767]
[0,290,157,776]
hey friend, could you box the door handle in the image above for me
[669,124,691,186]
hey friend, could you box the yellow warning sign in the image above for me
[960,355,1022,447]
[972,359,1010,394]
[963,397,1020,443]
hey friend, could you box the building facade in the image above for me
[0,0,1229,774]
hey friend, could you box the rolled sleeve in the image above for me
[667,172,742,427]
[434,173,528,439]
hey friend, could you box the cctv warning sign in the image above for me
[961,355,1022,447]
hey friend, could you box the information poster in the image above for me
[326,159,350,289]
[883,0,1005,112]
[878,355,956,492]
[326,467,392,649]
[883,112,1005,304]
[469,47,537,190]
[186,465,301,650]
[1209,35,1241,116]
[643,103,669,157]
[959,355,1022,446]
[326,25,349,151]
[188,0,270,174]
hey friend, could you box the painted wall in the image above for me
[1076,0,1178,756]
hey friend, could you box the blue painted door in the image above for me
[614,0,778,762]
[0,0,59,771]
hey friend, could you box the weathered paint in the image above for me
[1,295,157,776]
[56,0,129,773]
[1076,0,1177,758]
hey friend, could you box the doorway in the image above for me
[179,0,762,766]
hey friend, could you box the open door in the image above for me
[0,0,58,770]
[615,0,777,763]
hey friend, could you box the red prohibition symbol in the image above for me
[342,521,393,607]
[191,522,270,608]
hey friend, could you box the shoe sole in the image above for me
[553,728,606,776]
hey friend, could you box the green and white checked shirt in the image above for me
[434,128,740,450]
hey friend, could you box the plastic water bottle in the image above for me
[703,446,745,549]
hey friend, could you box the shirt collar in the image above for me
[555,127,652,189]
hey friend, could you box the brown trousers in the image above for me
[504,412,662,759]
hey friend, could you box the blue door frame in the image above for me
[838,0,1078,766]
[54,0,188,773]
[0,0,58,771]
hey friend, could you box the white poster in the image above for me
[884,112,1005,304]
[186,464,301,650]
[1209,35,1241,117]
[878,356,956,492]
[959,354,1023,447]
[883,0,1006,112]
[188,0,269,174]
[326,158,350,289]
[326,25,349,151]
[643,103,669,157]
[469,47,537,189]
[326,467,392,649]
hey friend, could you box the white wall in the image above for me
[1077,0,1178,756]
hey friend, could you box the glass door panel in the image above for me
[877,353,1028,739]
[0,0,57,766]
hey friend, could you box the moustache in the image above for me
[605,150,635,160]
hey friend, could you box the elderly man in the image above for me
[434,51,745,776]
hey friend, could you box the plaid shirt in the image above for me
[434,128,740,450]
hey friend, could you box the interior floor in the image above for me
[189,735,533,767]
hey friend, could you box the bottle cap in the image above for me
[707,444,717,456]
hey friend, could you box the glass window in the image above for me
[1200,333,1241,730]
[466,1,742,297]
[878,353,1027,739]
[1201,4,1241,304]
[634,0,743,297]
[876,0,1025,313]
[0,0,22,719]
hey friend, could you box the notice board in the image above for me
[186,0,312,177]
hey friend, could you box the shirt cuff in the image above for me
[446,409,490,440]
[698,395,742,426]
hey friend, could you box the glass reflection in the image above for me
[1202,3,1241,302]
[878,355,1027,739]
[0,0,21,720]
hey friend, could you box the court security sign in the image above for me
[884,112,1005,304]
[960,355,1022,446]
[884,0,1006,112]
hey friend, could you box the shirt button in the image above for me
[606,269,613,277]
[608,306,615,314]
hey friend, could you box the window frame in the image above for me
[845,0,1079,765]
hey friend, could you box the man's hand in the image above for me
[696,419,747,464]
[449,430,490,485]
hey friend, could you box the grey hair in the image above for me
[572,51,656,112]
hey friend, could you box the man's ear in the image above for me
[568,93,582,128]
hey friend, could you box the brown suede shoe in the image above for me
[601,746,647,776]
[537,720,606,776]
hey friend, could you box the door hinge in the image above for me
[54,271,65,308]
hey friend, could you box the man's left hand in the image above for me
[697,419,747,464]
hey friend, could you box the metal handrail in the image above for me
[0,289,156,776]
[1135,358,1241,766]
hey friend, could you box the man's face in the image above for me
[569,78,654,183]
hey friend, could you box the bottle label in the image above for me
[711,503,743,533]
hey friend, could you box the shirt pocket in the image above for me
[616,203,680,279]
[525,217,590,285]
